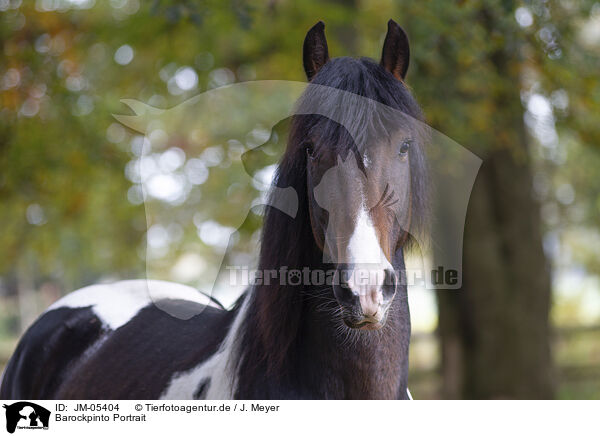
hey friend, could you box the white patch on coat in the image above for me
[159,292,252,400]
[407,388,413,400]
[346,208,393,291]
[347,208,389,266]
[46,279,218,330]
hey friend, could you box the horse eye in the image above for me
[398,140,411,157]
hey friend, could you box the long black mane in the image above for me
[235,57,427,398]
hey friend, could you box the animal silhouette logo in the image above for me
[114,80,481,319]
[2,402,50,433]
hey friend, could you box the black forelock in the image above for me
[310,56,422,119]
[291,57,424,156]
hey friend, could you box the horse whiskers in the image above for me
[315,301,339,314]
[301,292,336,304]
[302,285,335,294]
[301,291,332,300]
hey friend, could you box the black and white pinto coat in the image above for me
[0,280,241,400]
[0,279,412,400]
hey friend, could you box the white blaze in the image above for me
[347,207,387,265]
[346,207,393,306]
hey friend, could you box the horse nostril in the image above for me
[333,271,356,305]
[382,269,397,301]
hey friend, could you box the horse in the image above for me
[0,19,428,400]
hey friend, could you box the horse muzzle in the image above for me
[333,266,397,330]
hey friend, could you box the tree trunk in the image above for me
[437,152,555,398]
[436,6,555,399]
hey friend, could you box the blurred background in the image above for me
[1,0,600,399]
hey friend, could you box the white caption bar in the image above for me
[1,400,596,435]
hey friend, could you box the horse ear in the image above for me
[380,19,410,80]
[303,21,330,81]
